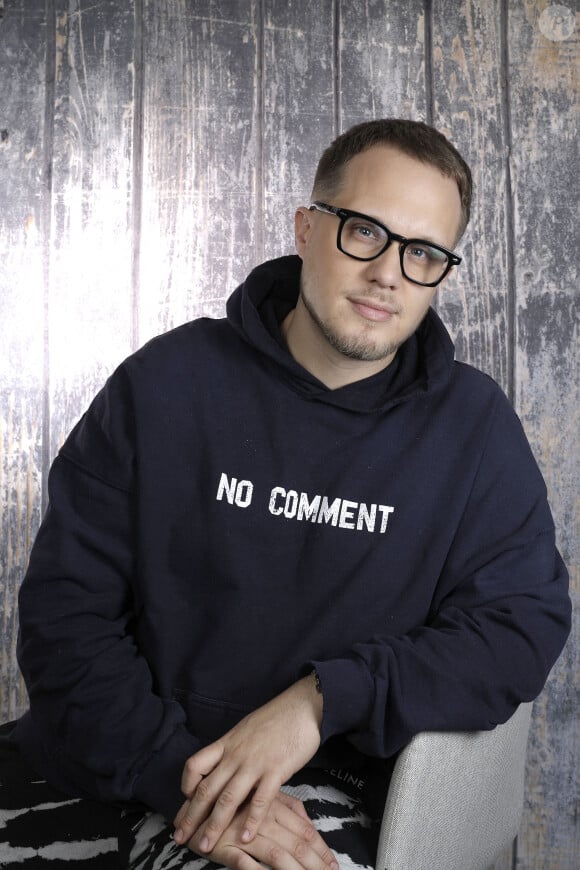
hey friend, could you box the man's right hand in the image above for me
[175,789,338,870]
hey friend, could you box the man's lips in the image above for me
[348,296,399,322]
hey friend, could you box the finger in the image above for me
[208,844,264,870]
[173,799,190,831]
[271,799,337,868]
[181,741,225,797]
[239,773,281,844]
[277,791,310,821]
[215,834,322,870]
[180,768,255,853]
[254,818,336,870]
[196,839,264,870]
[208,839,301,870]
[173,742,245,844]
[175,762,241,845]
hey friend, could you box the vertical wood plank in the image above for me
[47,0,136,455]
[430,0,512,394]
[339,0,427,130]
[137,0,259,345]
[0,0,47,720]
[507,2,578,867]
[261,0,337,262]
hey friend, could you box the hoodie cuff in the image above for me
[308,657,374,743]
[132,726,202,823]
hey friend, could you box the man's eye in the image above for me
[350,221,383,242]
[407,244,445,262]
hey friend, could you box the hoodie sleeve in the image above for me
[17,366,200,823]
[310,391,571,757]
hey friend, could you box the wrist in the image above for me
[304,670,324,729]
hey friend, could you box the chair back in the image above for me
[376,703,533,870]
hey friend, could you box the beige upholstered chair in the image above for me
[376,703,533,870]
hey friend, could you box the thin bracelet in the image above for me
[312,669,322,694]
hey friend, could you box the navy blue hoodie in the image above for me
[15,255,570,823]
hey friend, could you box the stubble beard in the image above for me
[300,281,403,364]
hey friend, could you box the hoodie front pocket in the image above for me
[173,689,252,742]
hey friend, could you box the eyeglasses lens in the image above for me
[341,215,450,284]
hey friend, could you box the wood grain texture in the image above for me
[261,0,336,262]
[431,0,513,393]
[138,0,259,344]
[0,0,47,720]
[429,7,518,865]
[339,0,427,129]
[47,0,136,455]
[507,2,579,867]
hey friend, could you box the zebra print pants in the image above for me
[0,723,382,869]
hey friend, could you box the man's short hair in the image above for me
[312,119,473,240]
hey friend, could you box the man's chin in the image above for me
[300,288,403,363]
[327,333,401,363]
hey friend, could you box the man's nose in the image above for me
[363,241,403,288]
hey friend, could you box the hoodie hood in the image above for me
[226,254,455,414]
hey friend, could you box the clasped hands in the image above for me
[173,674,338,870]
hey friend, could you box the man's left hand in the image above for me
[173,674,323,853]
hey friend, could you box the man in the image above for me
[0,119,570,869]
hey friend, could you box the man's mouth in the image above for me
[348,295,399,322]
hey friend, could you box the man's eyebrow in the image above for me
[367,211,450,248]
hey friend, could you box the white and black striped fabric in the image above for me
[0,724,381,869]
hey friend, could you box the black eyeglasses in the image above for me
[310,201,461,288]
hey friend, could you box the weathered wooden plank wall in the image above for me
[509,5,578,866]
[0,1,577,866]
[0,0,46,732]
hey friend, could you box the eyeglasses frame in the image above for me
[309,201,461,288]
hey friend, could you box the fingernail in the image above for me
[200,836,210,852]
[241,829,251,843]
[173,829,184,844]
[331,863,339,870]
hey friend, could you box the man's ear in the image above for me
[294,207,313,256]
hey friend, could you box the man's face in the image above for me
[293,145,463,373]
